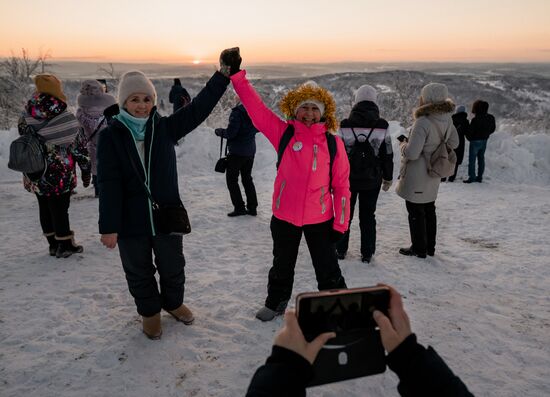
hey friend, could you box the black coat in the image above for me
[216,104,258,157]
[467,113,495,141]
[340,101,394,188]
[169,85,191,113]
[97,71,229,238]
[452,112,469,164]
[246,334,474,397]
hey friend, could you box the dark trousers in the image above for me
[405,201,436,256]
[226,154,257,211]
[36,192,71,237]
[336,188,380,257]
[118,235,186,317]
[92,174,98,197]
[468,140,487,180]
[266,217,347,310]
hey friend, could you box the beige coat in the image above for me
[396,101,459,203]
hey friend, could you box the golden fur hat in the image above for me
[279,81,338,132]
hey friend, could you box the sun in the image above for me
[192,60,201,65]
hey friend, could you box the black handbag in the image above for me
[215,136,228,173]
[125,145,191,235]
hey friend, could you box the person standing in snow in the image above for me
[76,80,116,197]
[463,100,495,183]
[443,105,469,182]
[396,83,459,258]
[336,85,394,263]
[214,97,259,217]
[168,78,191,114]
[19,74,91,258]
[221,48,350,322]
[246,285,474,397]
[97,61,231,340]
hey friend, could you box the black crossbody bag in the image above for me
[124,144,191,235]
[214,136,228,173]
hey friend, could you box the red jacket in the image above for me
[230,71,350,232]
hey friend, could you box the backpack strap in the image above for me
[218,135,227,159]
[87,117,106,142]
[276,125,295,170]
[326,133,337,192]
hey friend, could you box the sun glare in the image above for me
[192,60,201,65]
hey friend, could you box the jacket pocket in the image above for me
[320,186,326,214]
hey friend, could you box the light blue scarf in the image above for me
[114,109,148,141]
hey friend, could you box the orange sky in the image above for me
[1,0,550,63]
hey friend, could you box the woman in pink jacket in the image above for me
[221,48,351,321]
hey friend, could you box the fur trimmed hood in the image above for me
[279,82,338,132]
[414,100,455,119]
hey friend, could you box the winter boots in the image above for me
[227,208,247,217]
[142,313,162,340]
[167,304,195,325]
[45,233,58,256]
[399,246,427,259]
[55,231,83,258]
[255,301,288,322]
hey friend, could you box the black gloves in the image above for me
[82,171,91,188]
[215,128,224,137]
[219,47,242,77]
[330,229,344,244]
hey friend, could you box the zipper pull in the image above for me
[312,144,318,171]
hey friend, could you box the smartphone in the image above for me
[397,134,408,142]
[296,286,390,386]
[296,286,390,343]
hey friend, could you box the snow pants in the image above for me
[406,201,436,256]
[336,188,380,258]
[265,216,347,311]
[36,192,71,238]
[118,235,186,317]
[226,154,257,212]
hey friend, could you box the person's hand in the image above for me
[219,47,242,77]
[330,229,344,244]
[100,233,118,249]
[215,128,224,137]
[82,171,91,188]
[382,179,392,192]
[373,284,412,353]
[274,309,335,365]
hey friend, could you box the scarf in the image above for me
[23,110,80,147]
[114,109,148,141]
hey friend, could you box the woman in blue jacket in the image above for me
[97,64,230,340]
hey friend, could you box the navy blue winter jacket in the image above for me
[216,104,258,157]
[97,71,229,238]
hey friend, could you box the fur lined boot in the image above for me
[142,313,162,340]
[167,304,195,325]
[45,232,58,256]
[55,231,83,258]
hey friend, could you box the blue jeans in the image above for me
[468,140,487,180]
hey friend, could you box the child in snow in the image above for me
[76,80,116,197]
[220,48,351,322]
[97,56,232,340]
[19,74,91,258]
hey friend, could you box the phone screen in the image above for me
[297,288,389,342]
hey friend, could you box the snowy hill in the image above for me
[1,105,549,395]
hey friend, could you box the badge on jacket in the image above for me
[292,141,303,151]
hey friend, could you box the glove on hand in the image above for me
[382,179,392,192]
[82,172,91,188]
[219,47,242,77]
[215,128,224,137]
[330,229,345,244]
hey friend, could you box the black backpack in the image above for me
[348,127,380,190]
[8,122,48,178]
[277,125,337,189]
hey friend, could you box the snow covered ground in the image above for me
[0,123,549,397]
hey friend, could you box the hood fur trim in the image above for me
[279,84,338,132]
[414,100,455,119]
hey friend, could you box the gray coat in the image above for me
[396,100,459,203]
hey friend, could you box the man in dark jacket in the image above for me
[246,285,474,397]
[215,100,259,216]
[168,78,191,114]
[336,85,393,263]
[464,100,495,183]
[446,105,469,182]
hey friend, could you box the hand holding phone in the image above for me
[397,134,408,142]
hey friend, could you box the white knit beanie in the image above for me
[117,70,157,108]
[294,81,325,116]
[420,83,449,104]
[353,84,378,106]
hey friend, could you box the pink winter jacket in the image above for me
[230,70,351,232]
